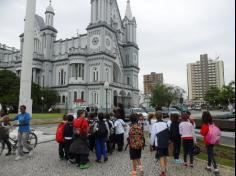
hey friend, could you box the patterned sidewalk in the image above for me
[0,141,235,176]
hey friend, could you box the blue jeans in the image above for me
[95,137,107,160]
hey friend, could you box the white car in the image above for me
[130,108,148,120]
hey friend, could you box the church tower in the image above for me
[90,0,111,25]
[123,0,139,91]
[41,1,57,87]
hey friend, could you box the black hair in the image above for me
[105,113,110,120]
[98,113,104,121]
[77,110,86,118]
[130,114,138,124]
[20,105,26,110]
[63,115,67,121]
[67,115,74,122]
[202,111,213,124]
[171,113,179,123]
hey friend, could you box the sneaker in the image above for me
[68,159,76,164]
[205,166,212,172]
[213,169,220,174]
[130,171,137,176]
[80,164,91,170]
[15,156,23,161]
[104,157,108,162]
[183,163,188,167]
[190,164,194,168]
[28,149,34,157]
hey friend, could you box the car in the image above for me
[145,108,156,114]
[168,108,181,116]
[130,108,148,120]
[215,112,235,120]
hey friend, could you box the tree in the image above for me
[150,84,185,108]
[204,81,235,107]
[204,87,221,106]
[0,70,58,113]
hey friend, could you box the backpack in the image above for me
[129,124,144,150]
[156,122,170,149]
[206,124,221,145]
[56,123,65,143]
[95,121,108,138]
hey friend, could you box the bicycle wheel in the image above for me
[28,132,38,149]
[0,140,5,156]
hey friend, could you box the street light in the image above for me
[104,81,110,114]
[41,96,44,113]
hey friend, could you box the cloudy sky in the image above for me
[0,0,235,92]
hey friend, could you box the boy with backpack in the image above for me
[128,114,144,176]
[150,111,170,176]
[63,115,74,161]
[93,113,110,163]
[56,115,67,160]
[200,111,221,174]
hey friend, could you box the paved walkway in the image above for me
[0,141,234,176]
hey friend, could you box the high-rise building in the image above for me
[144,72,164,94]
[187,54,225,101]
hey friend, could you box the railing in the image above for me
[69,47,88,55]
[0,43,19,52]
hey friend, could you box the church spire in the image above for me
[125,0,133,20]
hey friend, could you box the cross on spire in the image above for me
[49,0,52,5]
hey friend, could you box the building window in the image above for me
[62,95,66,104]
[72,63,85,80]
[127,77,130,85]
[106,68,109,81]
[126,54,129,66]
[74,91,77,102]
[93,67,99,81]
[81,91,85,100]
[92,92,98,105]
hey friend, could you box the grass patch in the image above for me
[196,140,235,168]
[9,113,63,119]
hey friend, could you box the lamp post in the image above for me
[104,81,110,114]
[41,96,44,113]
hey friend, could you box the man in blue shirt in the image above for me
[12,105,34,161]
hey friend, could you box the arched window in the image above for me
[81,91,85,100]
[60,70,64,85]
[74,91,77,102]
[92,92,98,105]
[62,95,66,103]
[93,67,99,81]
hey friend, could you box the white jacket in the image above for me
[150,121,169,147]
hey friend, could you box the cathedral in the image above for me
[0,0,140,111]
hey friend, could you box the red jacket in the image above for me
[200,124,210,144]
[74,118,89,135]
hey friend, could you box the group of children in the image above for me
[56,109,221,176]
[148,111,221,176]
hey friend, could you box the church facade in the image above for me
[0,0,140,111]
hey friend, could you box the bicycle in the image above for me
[0,126,38,156]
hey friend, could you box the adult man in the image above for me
[12,105,34,161]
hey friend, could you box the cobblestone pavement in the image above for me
[0,141,234,176]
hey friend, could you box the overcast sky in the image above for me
[0,0,235,92]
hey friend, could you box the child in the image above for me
[71,110,90,169]
[93,113,110,163]
[148,114,157,152]
[63,115,74,160]
[200,111,220,174]
[179,113,195,167]
[56,115,67,160]
[129,114,144,176]
[150,112,170,176]
[170,114,182,164]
